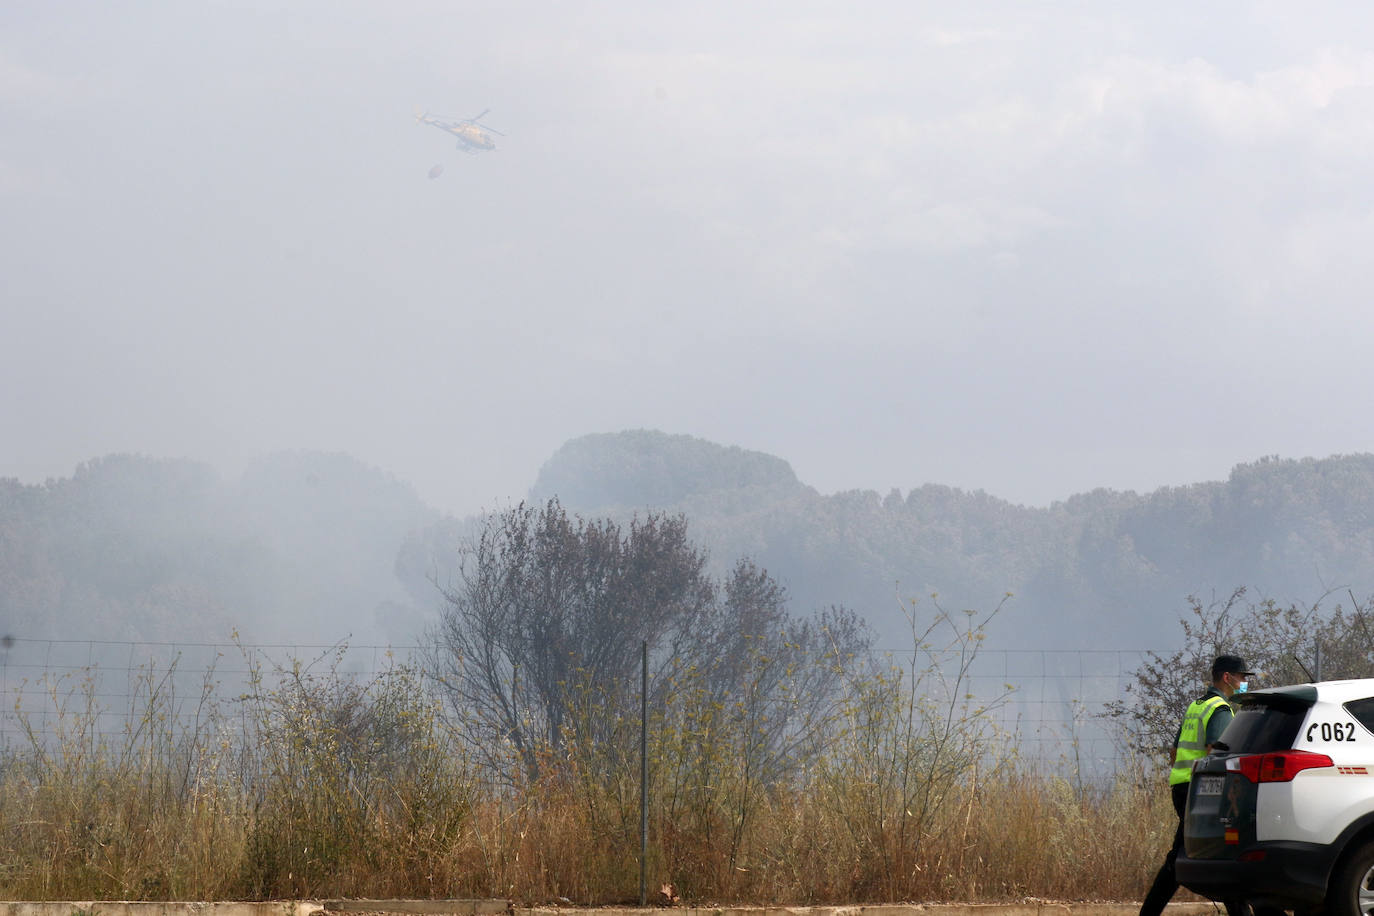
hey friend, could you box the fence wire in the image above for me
[0,637,1158,779]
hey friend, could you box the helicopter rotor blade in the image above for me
[469,109,491,122]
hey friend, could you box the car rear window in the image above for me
[1343,697,1374,735]
[1217,688,1316,753]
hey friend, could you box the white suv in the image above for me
[1177,680,1374,916]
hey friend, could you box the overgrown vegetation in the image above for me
[7,488,1372,905]
[1107,588,1374,760]
[0,594,1167,904]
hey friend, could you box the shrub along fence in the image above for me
[0,633,1172,904]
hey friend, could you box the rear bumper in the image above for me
[1176,841,1338,908]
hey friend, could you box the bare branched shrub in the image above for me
[1107,588,1374,769]
[647,601,864,898]
[426,499,716,781]
[814,593,1013,901]
[234,643,471,898]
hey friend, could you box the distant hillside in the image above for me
[523,432,1374,651]
[530,430,804,507]
[7,437,1374,654]
[0,452,438,646]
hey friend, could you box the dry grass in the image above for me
[0,655,1178,904]
[440,763,1175,905]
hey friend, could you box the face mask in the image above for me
[1236,680,1249,694]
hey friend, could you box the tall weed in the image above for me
[0,641,1175,904]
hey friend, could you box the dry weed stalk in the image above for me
[0,635,1171,904]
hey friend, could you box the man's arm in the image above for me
[1204,706,1234,753]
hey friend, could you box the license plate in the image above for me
[1196,775,1225,796]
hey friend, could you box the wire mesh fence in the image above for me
[956,647,1151,780]
[0,638,398,748]
[0,637,1159,780]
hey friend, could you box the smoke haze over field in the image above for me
[6,2,1374,515]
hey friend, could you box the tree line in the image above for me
[8,440,1374,660]
[526,434,1374,651]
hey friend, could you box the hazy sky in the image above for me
[6,1,1374,515]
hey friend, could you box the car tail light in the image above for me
[1227,750,1334,783]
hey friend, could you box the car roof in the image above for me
[1265,679,1374,703]
[1313,679,1374,698]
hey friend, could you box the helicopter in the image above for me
[415,108,503,154]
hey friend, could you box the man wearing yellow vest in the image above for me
[1139,654,1254,916]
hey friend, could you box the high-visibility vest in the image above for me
[1169,694,1230,786]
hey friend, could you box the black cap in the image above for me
[1213,655,1254,678]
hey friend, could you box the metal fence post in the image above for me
[640,638,648,906]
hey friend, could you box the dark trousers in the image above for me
[1140,781,1247,916]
